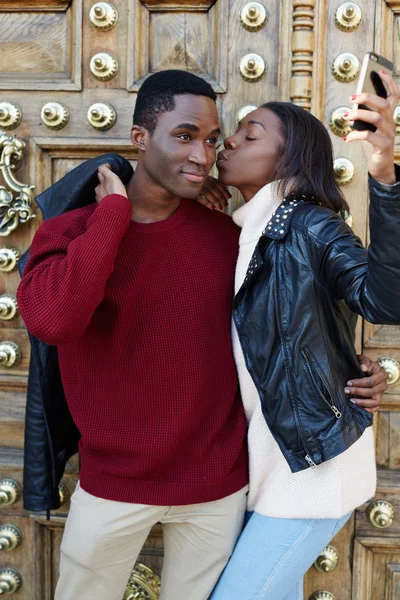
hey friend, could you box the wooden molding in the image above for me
[140,0,217,10]
[0,0,71,11]
[384,0,400,12]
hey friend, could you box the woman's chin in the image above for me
[216,169,233,186]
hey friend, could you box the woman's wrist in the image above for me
[369,166,396,186]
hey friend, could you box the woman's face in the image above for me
[216,107,284,202]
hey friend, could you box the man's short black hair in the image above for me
[133,70,217,134]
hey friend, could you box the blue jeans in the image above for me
[209,511,352,600]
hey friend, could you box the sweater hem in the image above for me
[79,468,249,506]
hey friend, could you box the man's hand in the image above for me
[344,354,388,413]
[195,175,231,211]
[95,163,128,203]
[344,71,400,185]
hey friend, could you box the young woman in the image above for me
[198,72,400,599]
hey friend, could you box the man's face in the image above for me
[135,94,220,200]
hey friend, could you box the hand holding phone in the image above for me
[342,53,399,184]
[351,52,394,132]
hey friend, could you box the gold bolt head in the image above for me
[94,5,106,19]
[248,5,259,19]
[91,109,102,120]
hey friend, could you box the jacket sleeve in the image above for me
[17,194,132,345]
[310,174,400,325]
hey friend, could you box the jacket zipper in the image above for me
[303,348,342,419]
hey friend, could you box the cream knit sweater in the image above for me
[232,182,376,519]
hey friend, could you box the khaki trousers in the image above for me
[55,483,248,600]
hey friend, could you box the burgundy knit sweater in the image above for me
[17,194,249,505]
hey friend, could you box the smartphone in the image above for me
[352,52,394,132]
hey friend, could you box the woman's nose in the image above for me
[224,136,237,150]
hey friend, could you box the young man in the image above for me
[18,70,386,600]
[18,71,249,600]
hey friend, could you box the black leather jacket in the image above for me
[20,153,133,511]
[233,167,400,473]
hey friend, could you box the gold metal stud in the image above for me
[41,103,69,130]
[239,3,268,32]
[335,2,362,31]
[334,157,355,185]
[0,103,22,130]
[87,103,116,131]
[0,479,21,506]
[90,53,118,82]
[0,525,22,552]
[123,564,161,600]
[314,546,339,572]
[0,342,21,368]
[0,295,18,321]
[332,53,360,83]
[377,357,400,385]
[89,2,118,31]
[309,593,336,600]
[236,105,258,123]
[329,107,353,137]
[0,248,20,273]
[0,568,22,594]
[239,54,266,82]
[367,500,395,528]
[58,482,70,506]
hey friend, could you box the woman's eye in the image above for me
[245,135,257,141]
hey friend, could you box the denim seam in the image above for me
[254,519,318,600]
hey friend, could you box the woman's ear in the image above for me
[131,125,147,151]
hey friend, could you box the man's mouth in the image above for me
[181,172,207,183]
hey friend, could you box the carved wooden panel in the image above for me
[352,537,400,600]
[127,0,228,91]
[0,0,82,90]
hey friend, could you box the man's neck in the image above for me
[126,164,182,224]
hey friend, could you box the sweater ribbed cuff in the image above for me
[98,194,132,221]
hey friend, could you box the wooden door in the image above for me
[0,1,399,599]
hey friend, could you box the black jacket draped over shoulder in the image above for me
[20,153,133,512]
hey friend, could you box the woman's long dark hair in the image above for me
[261,102,350,218]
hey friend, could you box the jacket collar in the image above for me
[262,197,305,240]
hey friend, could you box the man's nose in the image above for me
[188,142,209,165]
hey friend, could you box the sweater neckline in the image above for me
[232,181,283,245]
[129,198,190,233]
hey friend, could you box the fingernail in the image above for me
[345,388,351,395]
[350,399,357,404]
[343,112,349,117]
[347,381,353,386]
[381,69,387,75]
[361,364,368,371]
[350,94,357,101]
[343,137,347,141]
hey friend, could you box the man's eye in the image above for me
[177,134,191,141]
[207,138,220,145]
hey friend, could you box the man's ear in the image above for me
[131,125,148,151]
